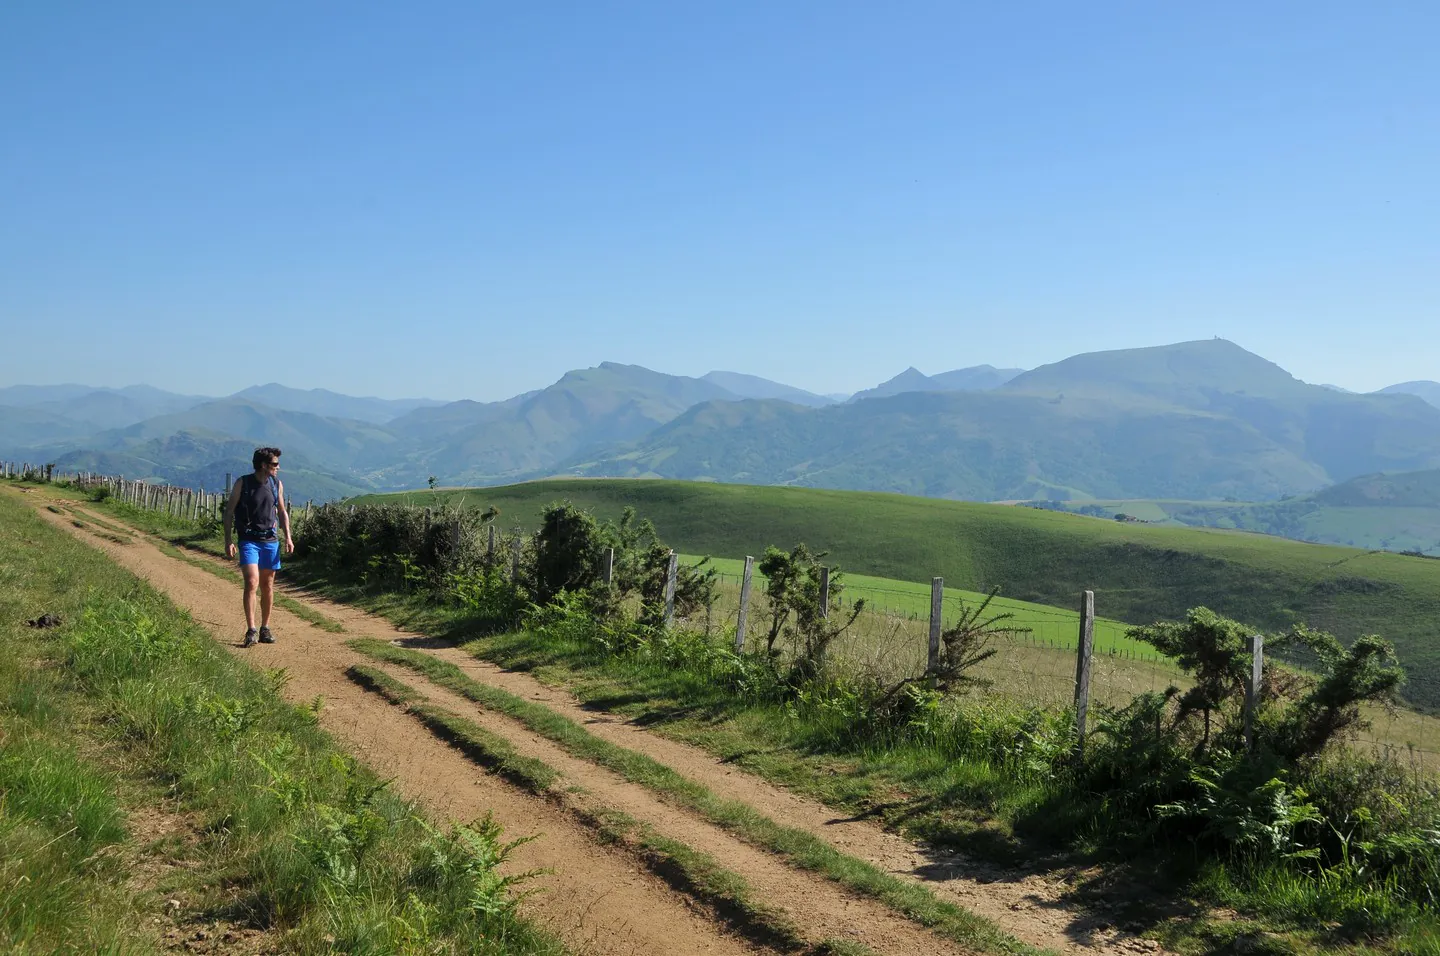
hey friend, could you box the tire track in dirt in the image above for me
[42,495,1172,955]
[398,644,1167,956]
[256,587,1170,955]
[353,655,977,956]
[25,496,759,956]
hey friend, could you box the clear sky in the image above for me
[1,2,1436,401]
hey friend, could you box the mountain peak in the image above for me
[699,371,833,406]
[1003,339,1303,403]
[1377,381,1440,410]
[849,365,1021,402]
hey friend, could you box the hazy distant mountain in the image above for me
[0,384,206,433]
[567,389,1330,500]
[381,363,742,486]
[1000,338,1303,405]
[567,340,1440,501]
[51,433,369,503]
[0,384,106,406]
[232,384,444,423]
[1378,381,1440,410]
[848,365,1023,402]
[850,367,931,401]
[9,346,1440,513]
[0,405,93,454]
[699,371,833,407]
[87,399,399,471]
[381,390,541,445]
[29,389,206,430]
[929,366,1026,391]
[999,339,1440,483]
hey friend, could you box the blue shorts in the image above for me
[238,539,282,571]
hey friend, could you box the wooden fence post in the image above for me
[511,535,522,581]
[735,555,754,653]
[603,547,614,586]
[1074,590,1095,760]
[663,550,678,627]
[1245,634,1265,753]
[488,524,496,563]
[928,577,944,686]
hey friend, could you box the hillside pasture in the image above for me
[1040,495,1440,555]
[354,479,1440,710]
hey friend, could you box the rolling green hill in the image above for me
[354,478,1440,709]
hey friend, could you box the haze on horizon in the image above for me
[1,2,1436,401]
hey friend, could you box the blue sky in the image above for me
[1,1,1436,401]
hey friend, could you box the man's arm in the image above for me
[223,479,242,558]
[277,479,294,553]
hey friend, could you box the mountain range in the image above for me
[4,344,1440,530]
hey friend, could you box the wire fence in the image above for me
[688,570,1185,713]
[684,566,1440,773]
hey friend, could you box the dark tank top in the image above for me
[236,474,279,541]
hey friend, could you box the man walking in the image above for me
[224,446,295,647]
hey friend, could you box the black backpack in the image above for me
[235,473,280,540]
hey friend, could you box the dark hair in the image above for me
[252,447,282,470]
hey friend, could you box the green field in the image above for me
[355,479,1440,710]
[692,554,1151,653]
[1039,490,1440,555]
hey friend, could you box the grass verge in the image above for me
[0,487,559,954]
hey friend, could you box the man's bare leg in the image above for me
[241,564,259,631]
[259,569,276,628]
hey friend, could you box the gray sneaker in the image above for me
[243,628,258,647]
[258,626,275,644]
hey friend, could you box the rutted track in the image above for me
[29,492,1171,956]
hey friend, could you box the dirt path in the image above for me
[30,493,1172,955]
[27,497,759,956]
[404,644,1169,955]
